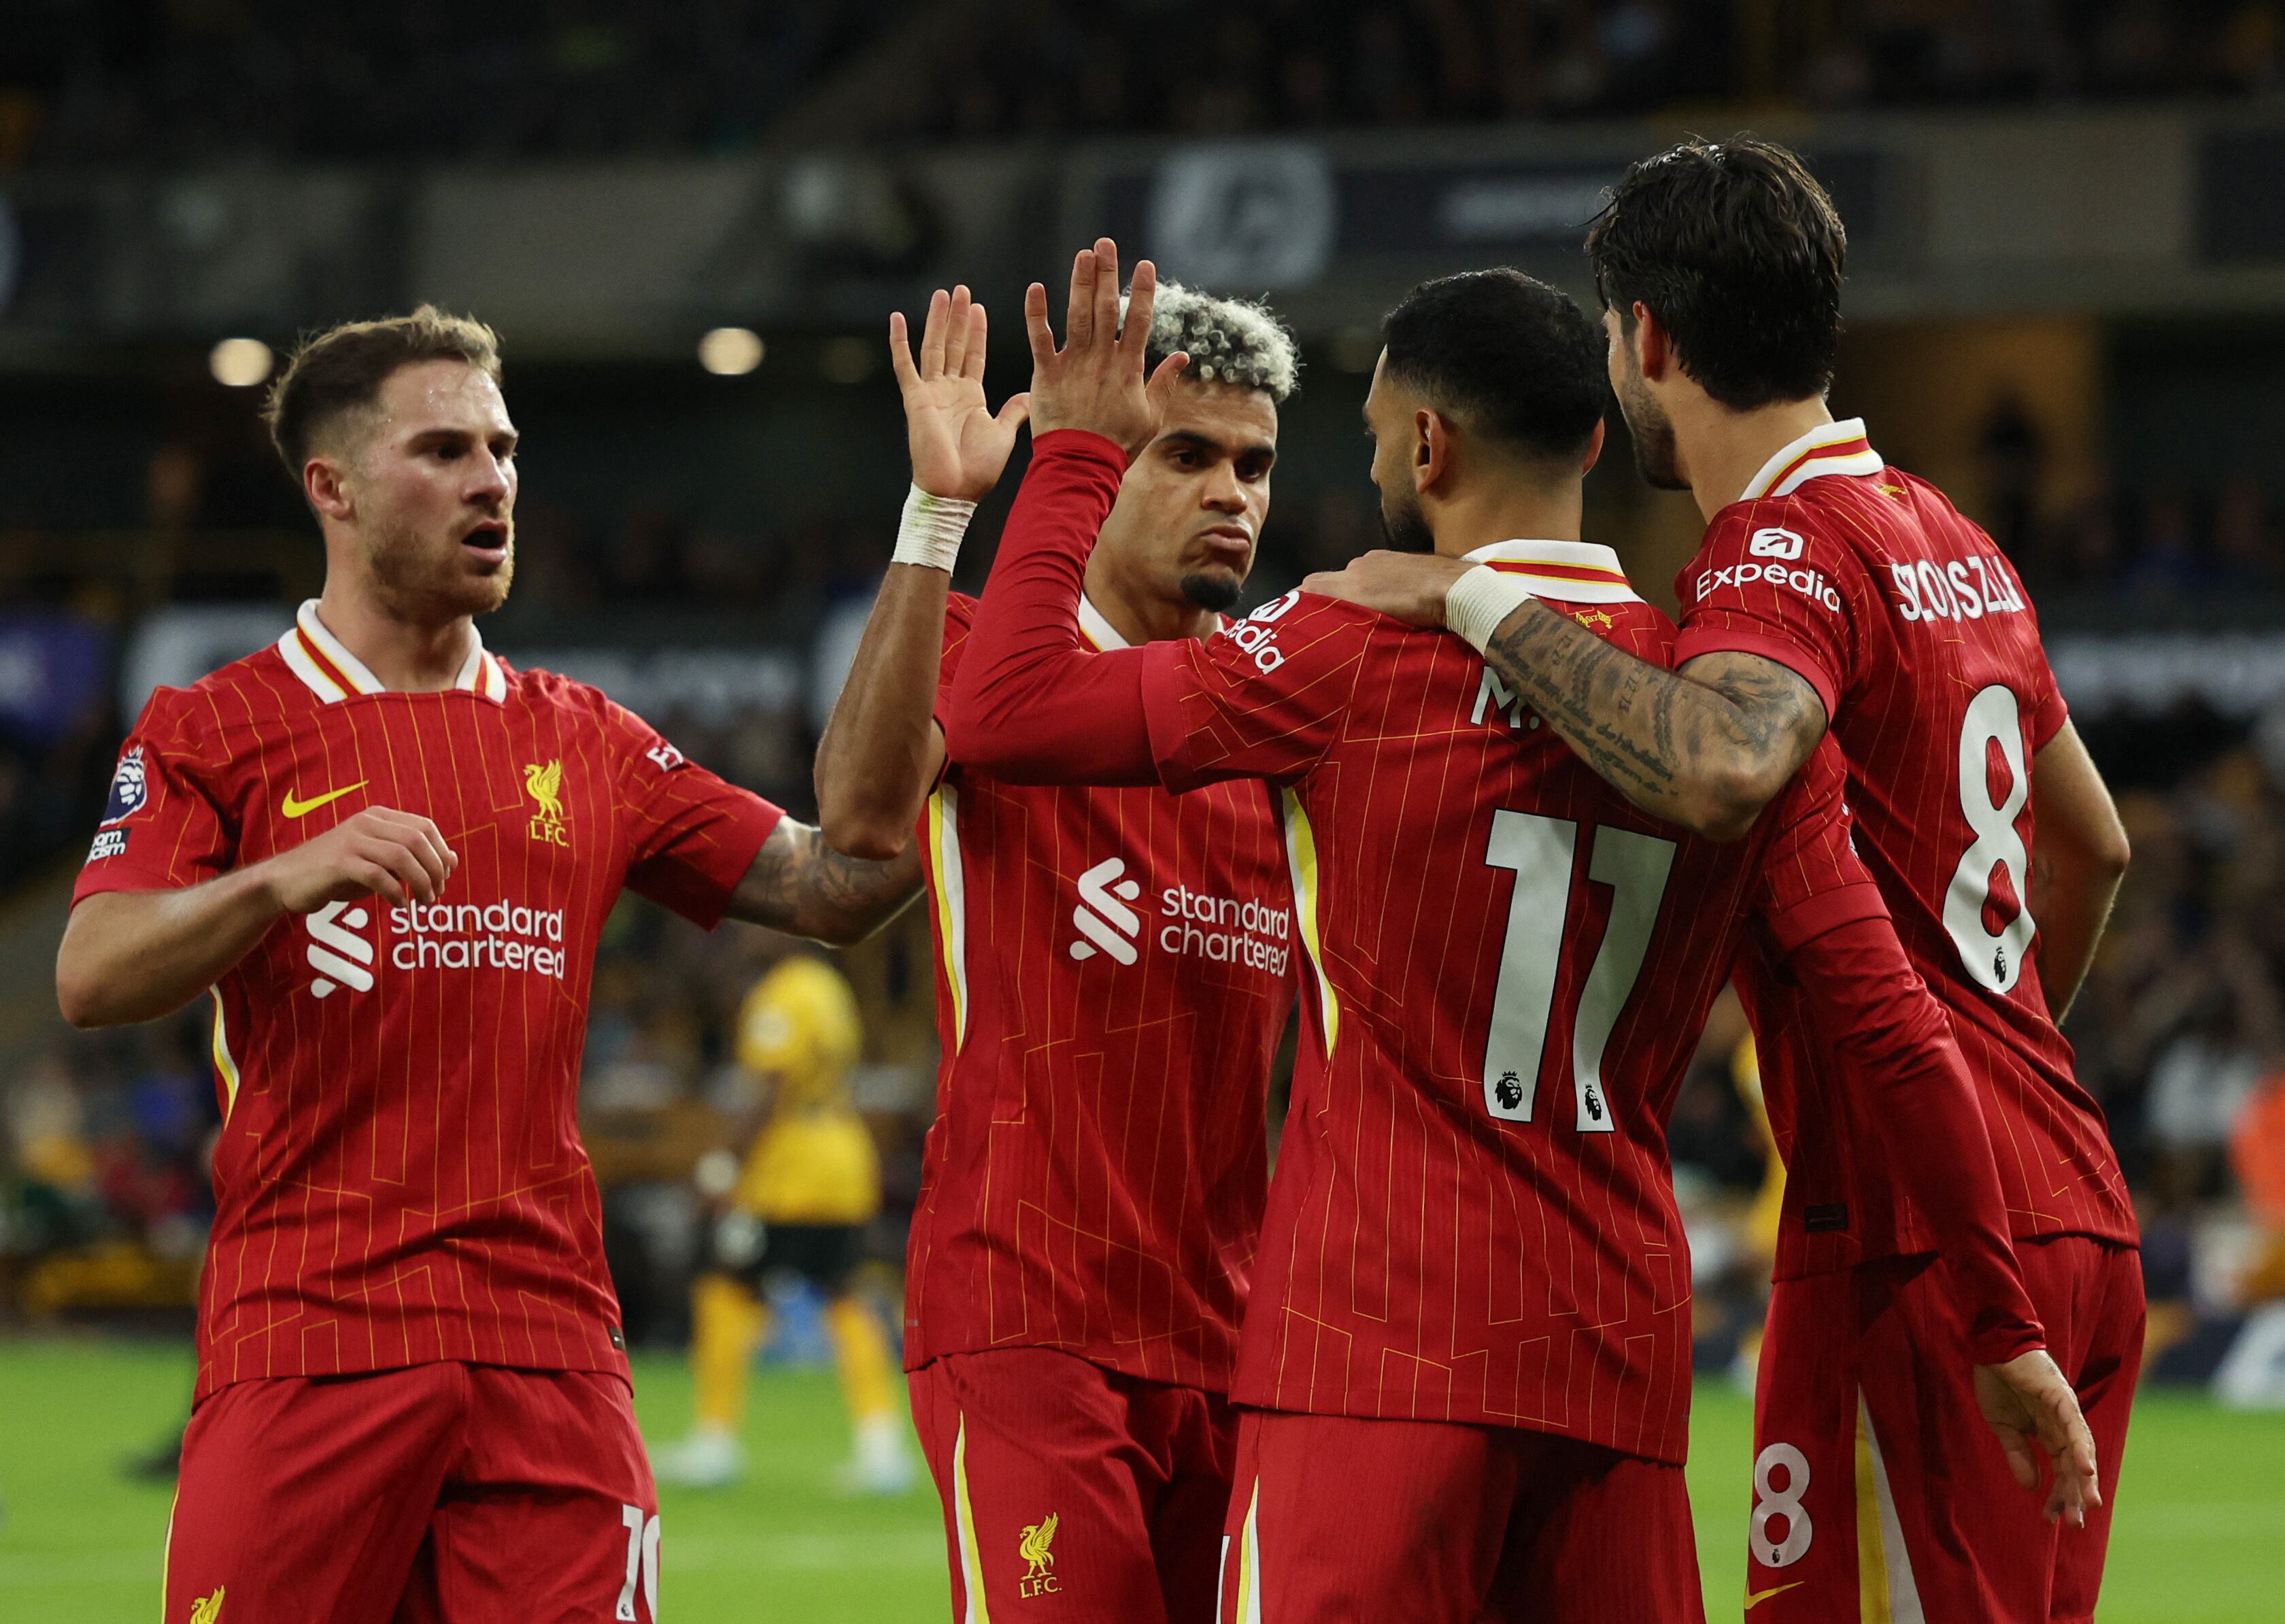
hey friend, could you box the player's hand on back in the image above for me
[1973,1348,2101,1527]
[260,807,458,913]
[1023,237,1187,459]
[1302,550,1472,626]
[890,284,1030,503]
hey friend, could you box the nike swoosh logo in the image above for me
[1745,1581,1805,1609]
[281,781,367,819]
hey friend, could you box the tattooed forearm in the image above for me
[1480,604,1827,841]
[727,817,924,943]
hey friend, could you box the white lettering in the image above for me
[1472,667,1526,729]
[1889,562,1923,620]
[1946,559,1984,618]
[1886,548,2029,628]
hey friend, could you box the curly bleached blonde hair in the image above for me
[1119,280,1300,402]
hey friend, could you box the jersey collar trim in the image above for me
[1078,594,1130,651]
[278,599,507,705]
[1740,417,1885,501]
[1461,539,1643,604]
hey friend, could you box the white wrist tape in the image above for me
[1444,565,1537,653]
[892,484,976,573]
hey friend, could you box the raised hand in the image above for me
[1022,237,1187,460]
[1974,1349,2102,1526]
[890,284,1030,503]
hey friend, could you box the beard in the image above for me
[1179,568,1242,614]
[364,518,514,621]
[1378,488,1436,554]
[1617,371,1687,491]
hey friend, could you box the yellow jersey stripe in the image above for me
[1854,1392,1925,1623]
[209,988,241,1121]
[953,1415,992,1624]
[1282,789,1338,1056]
[1236,1481,1262,1624]
[928,785,969,1051]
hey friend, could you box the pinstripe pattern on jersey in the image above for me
[1683,425,2135,1269]
[73,643,777,1401]
[1142,587,1876,1464]
[905,593,1293,1395]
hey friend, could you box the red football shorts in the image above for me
[909,1347,1237,1624]
[1746,1236,2144,1624]
[1217,1408,1704,1624]
[164,1363,660,1624]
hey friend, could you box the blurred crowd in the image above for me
[3,0,907,165]
[5,1,2284,165]
[1971,396,2285,600]
[916,0,2285,140]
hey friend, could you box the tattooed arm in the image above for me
[724,816,923,943]
[1480,603,1828,841]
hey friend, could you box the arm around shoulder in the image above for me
[724,817,923,945]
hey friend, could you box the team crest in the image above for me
[101,745,150,825]
[1017,1512,1060,1597]
[189,1586,225,1624]
[1572,609,1614,631]
[524,760,569,847]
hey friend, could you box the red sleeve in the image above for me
[1137,591,1363,792]
[1748,741,1889,953]
[72,690,233,904]
[606,699,783,929]
[1782,915,2048,1365]
[941,430,1167,788]
[1673,501,1871,720]
[931,592,976,739]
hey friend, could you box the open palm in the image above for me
[890,284,1028,503]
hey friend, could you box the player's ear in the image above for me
[1580,417,1606,476]
[1415,408,1453,495]
[1631,301,1671,384]
[304,455,354,523]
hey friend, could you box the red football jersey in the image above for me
[1674,419,2137,1270]
[74,601,780,1400]
[1123,554,1881,1464]
[902,592,1294,1393]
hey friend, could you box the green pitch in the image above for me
[1,1339,2278,1622]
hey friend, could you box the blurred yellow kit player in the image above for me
[651,953,913,1493]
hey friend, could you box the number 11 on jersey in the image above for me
[1481,811,1676,1132]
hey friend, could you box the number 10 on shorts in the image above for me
[618,1503,662,1621]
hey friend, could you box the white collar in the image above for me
[1077,594,1130,652]
[1739,417,1885,501]
[1076,594,1222,651]
[1459,539,1641,604]
[277,600,507,705]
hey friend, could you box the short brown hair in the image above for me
[1587,136,1846,411]
[263,305,503,476]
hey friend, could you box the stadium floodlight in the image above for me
[698,326,765,376]
[209,337,273,388]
